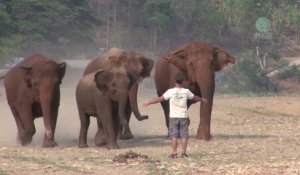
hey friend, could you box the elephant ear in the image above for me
[94,70,112,93]
[20,66,32,88]
[212,47,236,71]
[57,62,66,84]
[138,57,154,78]
[164,49,187,71]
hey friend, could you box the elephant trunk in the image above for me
[128,81,148,121]
[118,92,129,136]
[195,66,215,140]
[40,86,55,140]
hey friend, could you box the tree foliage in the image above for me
[171,0,225,41]
[144,0,171,28]
[0,0,100,62]
[0,0,299,93]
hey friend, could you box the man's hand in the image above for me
[201,98,208,103]
[192,96,208,103]
[143,101,151,107]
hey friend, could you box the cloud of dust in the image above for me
[0,64,165,148]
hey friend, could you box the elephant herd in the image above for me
[0,41,235,149]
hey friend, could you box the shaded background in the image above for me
[0,0,300,93]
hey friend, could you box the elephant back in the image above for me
[83,47,151,77]
[16,54,55,69]
[4,54,55,80]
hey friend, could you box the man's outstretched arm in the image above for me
[143,96,166,106]
[192,96,208,103]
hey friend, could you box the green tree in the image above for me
[0,0,100,65]
[143,0,171,52]
[171,0,225,42]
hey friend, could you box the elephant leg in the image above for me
[98,102,119,149]
[118,96,131,138]
[9,105,25,144]
[111,102,121,139]
[160,100,170,128]
[197,108,212,141]
[119,101,133,140]
[78,109,90,148]
[198,103,213,140]
[160,100,170,137]
[43,106,58,148]
[18,105,36,146]
[95,118,107,146]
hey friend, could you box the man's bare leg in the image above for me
[171,137,178,154]
[181,138,188,156]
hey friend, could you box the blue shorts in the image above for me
[169,118,189,138]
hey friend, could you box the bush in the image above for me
[277,64,300,82]
[216,50,278,93]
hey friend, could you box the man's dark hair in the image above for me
[175,72,185,84]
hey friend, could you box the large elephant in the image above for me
[3,54,66,147]
[155,41,235,140]
[84,47,154,139]
[76,67,139,149]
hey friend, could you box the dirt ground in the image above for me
[0,73,299,175]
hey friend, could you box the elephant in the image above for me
[2,54,66,147]
[155,41,236,140]
[76,67,139,149]
[84,47,154,140]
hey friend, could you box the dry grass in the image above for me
[0,83,299,174]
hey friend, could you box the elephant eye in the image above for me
[179,55,185,59]
[32,79,39,85]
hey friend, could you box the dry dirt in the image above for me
[0,74,300,175]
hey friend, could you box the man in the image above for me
[143,72,207,158]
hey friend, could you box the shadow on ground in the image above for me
[119,135,169,148]
[210,134,273,140]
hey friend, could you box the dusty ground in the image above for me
[0,75,299,175]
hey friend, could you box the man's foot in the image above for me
[169,153,178,158]
[181,153,188,158]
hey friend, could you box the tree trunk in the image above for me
[106,5,110,49]
[153,27,157,54]
[127,0,131,30]
[113,0,117,28]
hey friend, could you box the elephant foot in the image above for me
[18,132,32,146]
[196,130,212,140]
[119,129,134,140]
[118,124,131,139]
[196,135,212,140]
[95,137,107,147]
[20,138,32,146]
[196,123,212,141]
[106,143,119,149]
[78,143,88,148]
[95,131,107,146]
[43,138,57,148]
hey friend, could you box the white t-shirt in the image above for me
[163,87,194,118]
